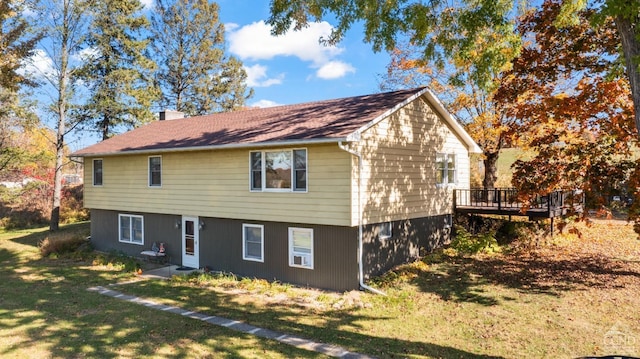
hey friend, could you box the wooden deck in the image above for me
[454,188,584,219]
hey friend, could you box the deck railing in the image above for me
[454,188,584,218]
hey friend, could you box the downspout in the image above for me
[338,141,386,296]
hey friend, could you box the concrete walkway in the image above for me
[87,281,375,358]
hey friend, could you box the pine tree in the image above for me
[151,0,252,116]
[79,0,158,140]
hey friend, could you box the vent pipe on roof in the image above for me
[159,109,185,121]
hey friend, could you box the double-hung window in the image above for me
[436,153,456,186]
[288,227,313,269]
[242,224,264,262]
[379,222,392,239]
[93,159,103,186]
[149,156,162,187]
[119,214,144,245]
[250,149,307,192]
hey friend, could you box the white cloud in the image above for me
[139,0,154,9]
[19,49,55,79]
[228,20,342,66]
[316,61,355,79]
[73,47,100,62]
[251,99,282,108]
[225,22,240,32]
[244,64,284,87]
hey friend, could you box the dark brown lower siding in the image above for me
[362,214,451,279]
[90,210,183,263]
[89,209,449,291]
[90,209,359,291]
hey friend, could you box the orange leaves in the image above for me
[494,0,636,211]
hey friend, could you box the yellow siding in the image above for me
[354,96,471,225]
[84,144,353,226]
[84,95,474,227]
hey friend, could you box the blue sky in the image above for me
[24,0,392,150]
[217,0,391,108]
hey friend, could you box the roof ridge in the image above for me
[184,86,427,121]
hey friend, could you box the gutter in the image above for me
[338,141,386,296]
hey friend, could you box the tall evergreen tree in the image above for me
[151,0,252,116]
[79,0,158,140]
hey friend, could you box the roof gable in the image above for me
[72,87,481,156]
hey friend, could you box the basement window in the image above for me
[289,227,313,269]
[379,222,392,239]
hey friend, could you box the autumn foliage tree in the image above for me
[494,0,636,213]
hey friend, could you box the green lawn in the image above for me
[1,221,639,358]
[0,223,325,358]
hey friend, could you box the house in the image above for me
[71,87,482,291]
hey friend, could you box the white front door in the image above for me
[181,216,199,269]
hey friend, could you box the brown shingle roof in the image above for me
[72,87,427,156]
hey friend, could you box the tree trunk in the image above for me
[50,73,67,231]
[482,151,499,189]
[49,136,63,231]
[101,115,109,141]
[616,15,640,135]
[50,2,71,232]
[50,97,66,231]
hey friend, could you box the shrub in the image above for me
[39,232,90,257]
[60,185,89,224]
[92,251,140,272]
[449,225,500,255]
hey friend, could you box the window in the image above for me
[250,149,307,192]
[93,159,103,186]
[444,214,453,229]
[250,152,262,190]
[288,227,313,269]
[436,153,456,185]
[242,224,264,262]
[119,214,144,245]
[149,156,162,187]
[379,222,392,239]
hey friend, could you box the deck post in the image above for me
[497,189,501,211]
[453,190,457,210]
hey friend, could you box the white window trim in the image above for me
[444,214,453,229]
[436,152,458,187]
[249,148,308,193]
[288,227,314,270]
[118,214,144,245]
[92,158,103,187]
[148,155,162,188]
[379,221,392,240]
[242,223,264,262]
